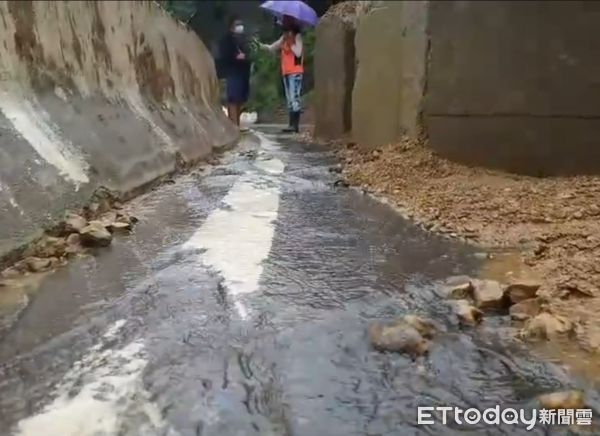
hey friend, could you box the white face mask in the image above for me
[234,24,244,34]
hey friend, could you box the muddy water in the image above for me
[0,129,599,435]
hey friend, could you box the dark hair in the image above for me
[228,15,241,28]
[282,15,301,34]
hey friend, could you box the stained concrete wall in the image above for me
[0,1,238,259]
[318,0,600,175]
[424,1,600,175]
[350,1,428,148]
[313,15,355,140]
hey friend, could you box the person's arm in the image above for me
[260,36,283,53]
[291,33,303,58]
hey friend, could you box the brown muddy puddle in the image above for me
[477,250,600,384]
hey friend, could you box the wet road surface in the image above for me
[0,129,598,435]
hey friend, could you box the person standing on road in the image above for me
[258,15,304,133]
[219,17,251,130]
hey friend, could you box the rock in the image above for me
[64,213,87,233]
[98,211,118,226]
[509,298,541,321]
[472,279,509,311]
[80,222,112,247]
[328,164,343,174]
[116,212,138,225]
[504,280,541,304]
[108,221,132,232]
[333,179,350,188]
[520,313,574,340]
[403,315,438,339]
[452,300,483,326]
[447,282,474,300]
[64,233,84,256]
[66,233,81,246]
[24,257,52,273]
[537,390,585,410]
[35,236,68,258]
[368,321,430,357]
[1,267,21,279]
[562,284,595,298]
[442,276,475,300]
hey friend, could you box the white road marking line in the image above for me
[183,132,284,319]
[15,320,176,436]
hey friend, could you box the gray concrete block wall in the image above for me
[315,0,600,175]
[350,1,428,149]
[423,1,600,175]
[0,1,238,259]
[313,15,355,140]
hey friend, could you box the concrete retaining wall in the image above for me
[424,1,600,175]
[350,1,428,149]
[316,0,600,175]
[313,15,355,140]
[0,1,238,259]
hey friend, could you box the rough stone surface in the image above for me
[351,1,428,149]
[472,280,508,312]
[80,222,112,247]
[368,320,430,357]
[0,1,238,261]
[505,280,541,304]
[313,15,355,140]
[509,298,541,321]
[520,313,574,340]
[24,256,52,273]
[424,1,600,176]
[402,315,438,340]
[64,213,87,234]
[446,281,474,300]
[452,300,483,326]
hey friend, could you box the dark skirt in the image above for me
[226,72,250,104]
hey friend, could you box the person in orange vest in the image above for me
[259,15,304,133]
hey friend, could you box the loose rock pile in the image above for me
[369,295,587,411]
[325,136,600,355]
[0,192,137,281]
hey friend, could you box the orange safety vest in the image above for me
[281,34,304,75]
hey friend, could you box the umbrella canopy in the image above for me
[259,0,319,27]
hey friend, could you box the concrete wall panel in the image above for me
[313,15,355,140]
[424,1,600,175]
[0,0,238,258]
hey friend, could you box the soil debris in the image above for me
[328,134,600,355]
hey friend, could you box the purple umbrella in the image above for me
[259,0,319,27]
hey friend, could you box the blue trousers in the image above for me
[283,73,303,112]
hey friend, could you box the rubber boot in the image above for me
[281,111,294,133]
[291,111,300,133]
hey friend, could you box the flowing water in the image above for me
[0,129,598,435]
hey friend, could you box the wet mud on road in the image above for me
[0,128,599,435]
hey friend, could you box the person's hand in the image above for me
[236,52,246,60]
